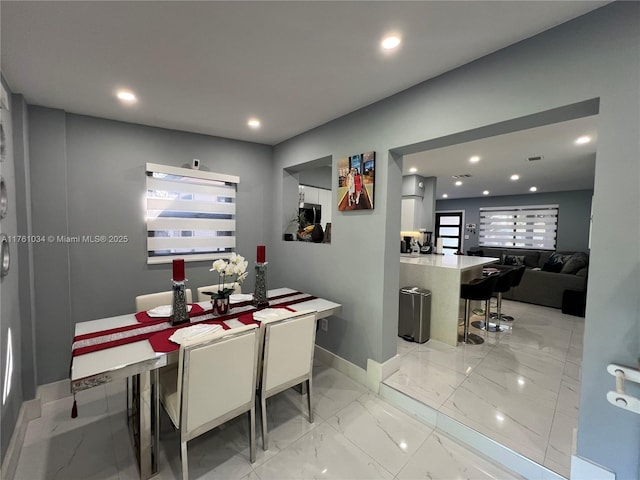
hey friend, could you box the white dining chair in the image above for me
[128,290,194,422]
[196,283,241,302]
[258,310,317,450]
[135,289,193,312]
[158,324,260,479]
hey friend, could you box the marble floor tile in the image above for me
[326,392,433,475]
[396,430,525,480]
[252,422,394,479]
[545,411,576,476]
[384,351,468,409]
[385,299,585,477]
[312,362,369,420]
[396,337,419,357]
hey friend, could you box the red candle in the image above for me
[257,245,266,263]
[172,259,185,282]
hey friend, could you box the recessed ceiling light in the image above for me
[575,135,591,145]
[247,118,261,129]
[469,155,480,163]
[442,193,448,198]
[116,90,137,103]
[409,167,417,173]
[381,34,401,50]
[455,180,463,186]
[483,190,490,195]
[529,186,538,192]
[510,174,520,181]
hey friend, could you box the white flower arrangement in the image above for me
[205,253,249,299]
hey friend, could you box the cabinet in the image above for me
[401,197,424,231]
[300,185,332,225]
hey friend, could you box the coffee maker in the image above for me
[402,236,413,253]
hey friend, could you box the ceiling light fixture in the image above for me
[381,34,401,50]
[529,186,538,192]
[575,135,591,145]
[455,180,462,186]
[469,155,480,163]
[247,118,261,129]
[116,90,137,104]
[510,174,520,181]
[483,190,490,195]
[409,167,417,173]
[442,193,448,198]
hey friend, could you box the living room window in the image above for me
[145,163,239,264]
[479,204,558,250]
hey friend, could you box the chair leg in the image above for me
[249,405,256,463]
[486,293,509,332]
[261,393,269,451]
[180,439,188,480]
[306,378,314,424]
[460,299,484,345]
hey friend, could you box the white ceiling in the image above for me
[404,115,598,200]
[2,1,605,198]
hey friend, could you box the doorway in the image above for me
[435,211,464,255]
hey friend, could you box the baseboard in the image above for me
[36,379,70,404]
[570,455,615,480]
[314,346,368,387]
[1,398,40,480]
[366,354,401,393]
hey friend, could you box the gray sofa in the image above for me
[467,247,589,309]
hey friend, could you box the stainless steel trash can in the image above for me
[398,287,431,343]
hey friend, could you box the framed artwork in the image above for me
[337,151,375,211]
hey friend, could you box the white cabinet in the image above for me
[318,188,332,224]
[300,185,319,204]
[401,197,424,231]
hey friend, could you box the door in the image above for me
[435,211,464,255]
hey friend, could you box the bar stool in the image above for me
[459,274,499,345]
[493,265,526,322]
[472,268,516,333]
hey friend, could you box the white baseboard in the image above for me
[36,379,70,404]
[366,354,401,393]
[315,346,368,387]
[1,398,40,480]
[570,455,615,480]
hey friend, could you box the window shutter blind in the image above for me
[479,205,558,250]
[145,163,239,264]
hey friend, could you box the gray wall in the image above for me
[0,79,24,463]
[436,189,593,252]
[270,3,639,477]
[27,110,273,385]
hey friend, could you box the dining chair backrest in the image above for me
[158,323,260,479]
[196,283,242,302]
[178,323,259,434]
[135,289,193,312]
[261,311,317,395]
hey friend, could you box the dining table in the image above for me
[70,287,342,479]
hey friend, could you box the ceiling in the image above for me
[404,115,598,200]
[2,1,608,148]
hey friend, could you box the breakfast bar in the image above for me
[400,254,499,346]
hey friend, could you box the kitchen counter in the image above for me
[399,255,499,346]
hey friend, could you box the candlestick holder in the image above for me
[171,280,190,326]
[253,262,269,308]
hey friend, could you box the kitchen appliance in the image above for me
[420,230,433,254]
[299,203,321,226]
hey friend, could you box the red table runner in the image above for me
[72,292,315,357]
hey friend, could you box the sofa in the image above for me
[467,247,589,309]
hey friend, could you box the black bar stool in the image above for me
[493,265,526,322]
[472,268,516,333]
[459,274,499,345]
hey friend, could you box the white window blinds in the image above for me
[145,163,239,264]
[479,205,558,250]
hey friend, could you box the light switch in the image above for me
[464,235,469,239]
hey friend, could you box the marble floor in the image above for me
[384,299,583,479]
[14,361,526,480]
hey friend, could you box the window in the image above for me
[145,163,239,264]
[479,205,558,250]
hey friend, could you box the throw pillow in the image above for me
[561,252,588,275]
[542,253,569,273]
[502,254,525,266]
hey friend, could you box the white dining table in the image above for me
[70,287,341,479]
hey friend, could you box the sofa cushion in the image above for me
[561,252,589,275]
